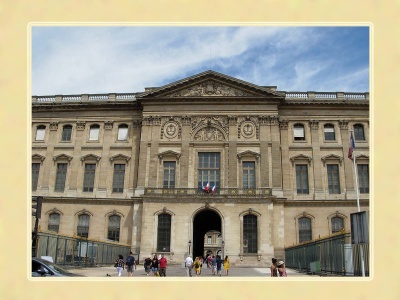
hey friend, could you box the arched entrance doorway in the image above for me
[192,209,221,258]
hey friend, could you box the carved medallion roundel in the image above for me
[241,121,255,138]
[164,122,178,139]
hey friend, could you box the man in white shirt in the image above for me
[185,255,193,277]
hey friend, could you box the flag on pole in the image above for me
[348,132,355,159]
[211,183,216,194]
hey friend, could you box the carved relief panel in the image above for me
[160,117,181,140]
[238,116,259,140]
[190,116,228,142]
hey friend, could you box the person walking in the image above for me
[125,252,136,277]
[211,255,217,275]
[270,258,278,277]
[193,257,201,276]
[223,256,230,276]
[185,255,193,277]
[114,254,125,277]
[207,255,212,269]
[158,254,167,277]
[216,255,222,276]
[144,255,152,276]
[277,260,287,277]
[151,254,159,276]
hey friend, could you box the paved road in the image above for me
[67,264,313,278]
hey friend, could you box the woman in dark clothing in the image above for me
[150,255,159,276]
[114,254,125,277]
[144,256,152,276]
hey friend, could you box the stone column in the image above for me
[310,120,324,200]
[135,117,151,196]
[279,119,291,198]
[180,116,191,187]
[96,121,114,198]
[39,121,59,193]
[228,116,238,187]
[340,120,356,199]
[258,116,270,188]
[271,117,283,197]
[66,121,85,196]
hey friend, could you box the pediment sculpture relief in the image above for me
[167,80,255,97]
[193,127,225,142]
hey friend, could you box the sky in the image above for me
[31,26,370,96]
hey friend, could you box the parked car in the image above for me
[32,257,85,277]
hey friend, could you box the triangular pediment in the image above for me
[138,70,284,98]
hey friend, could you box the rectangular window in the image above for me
[61,126,72,141]
[296,164,309,194]
[243,215,258,253]
[157,214,171,252]
[198,152,220,189]
[243,161,255,188]
[112,164,125,193]
[83,164,96,192]
[163,161,176,188]
[324,126,335,140]
[299,217,312,243]
[36,127,45,141]
[327,164,340,194]
[89,126,100,141]
[55,163,67,192]
[117,126,128,141]
[32,163,40,191]
[48,214,60,233]
[207,236,212,244]
[357,164,369,193]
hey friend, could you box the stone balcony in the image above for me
[143,187,273,198]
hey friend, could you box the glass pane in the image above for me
[89,126,99,140]
[36,128,45,141]
[118,127,128,140]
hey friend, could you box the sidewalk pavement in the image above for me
[67,264,314,278]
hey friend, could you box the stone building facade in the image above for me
[31,70,370,266]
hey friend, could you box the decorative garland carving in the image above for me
[309,120,319,130]
[279,119,288,129]
[76,121,86,131]
[142,116,161,126]
[191,116,228,132]
[193,127,225,142]
[167,80,255,97]
[181,116,191,126]
[339,119,348,129]
[105,121,113,130]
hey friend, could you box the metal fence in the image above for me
[36,232,133,267]
[284,233,369,276]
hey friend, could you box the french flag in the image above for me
[202,182,210,193]
[211,183,216,194]
[348,132,355,159]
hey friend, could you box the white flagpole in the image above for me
[350,130,365,277]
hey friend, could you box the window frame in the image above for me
[35,125,46,141]
[243,214,258,254]
[83,163,96,192]
[353,124,365,141]
[157,213,172,252]
[107,215,121,242]
[197,152,221,189]
[48,213,60,233]
[32,163,40,191]
[242,161,256,189]
[117,124,129,141]
[298,217,312,243]
[77,214,90,238]
[163,161,176,188]
[327,164,340,194]
[296,164,309,194]
[293,123,305,141]
[112,164,126,193]
[331,216,344,234]
[89,124,100,141]
[324,123,336,141]
[357,164,369,194]
[61,124,73,142]
[54,163,68,192]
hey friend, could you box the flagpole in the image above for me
[350,130,365,277]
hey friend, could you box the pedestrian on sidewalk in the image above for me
[144,256,152,276]
[151,254,159,276]
[193,257,201,276]
[211,255,217,275]
[159,254,167,277]
[270,258,278,277]
[223,256,230,276]
[216,255,222,276]
[185,255,193,277]
[114,254,125,277]
[277,260,287,277]
[125,252,136,277]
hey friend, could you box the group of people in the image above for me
[115,253,286,277]
[185,254,230,277]
[270,257,287,277]
[114,253,168,277]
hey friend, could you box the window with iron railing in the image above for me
[108,215,121,242]
[48,213,60,233]
[299,217,312,243]
[198,152,220,189]
[243,161,255,188]
[77,214,90,238]
[331,217,344,234]
[163,161,176,188]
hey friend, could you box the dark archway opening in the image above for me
[192,209,221,258]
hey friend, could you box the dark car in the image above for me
[32,257,85,277]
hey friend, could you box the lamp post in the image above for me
[222,240,225,258]
[188,240,192,256]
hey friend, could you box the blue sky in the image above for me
[31,26,370,95]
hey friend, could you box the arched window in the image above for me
[324,124,335,141]
[117,124,128,141]
[243,214,257,253]
[293,123,305,141]
[36,125,46,141]
[331,217,344,234]
[353,124,365,141]
[89,124,100,141]
[61,125,72,141]
[48,213,60,233]
[77,214,90,238]
[108,215,121,242]
[157,213,171,252]
[298,217,312,243]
